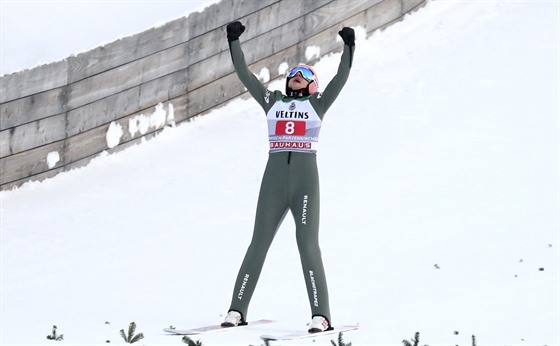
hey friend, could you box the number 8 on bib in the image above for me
[276,120,306,136]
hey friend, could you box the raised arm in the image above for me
[311,27,355,117]
[226,21,270,110]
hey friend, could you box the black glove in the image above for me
[338,27,355,46]
[226,21,245,42]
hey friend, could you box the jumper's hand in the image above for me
[226,21,245,42]
[338,27,355,46]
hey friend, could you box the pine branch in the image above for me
[403,332,427,346]
[46,325,64,341]
[127,322,136,342]
[412,332,420,346]
[119,329,127,342]
[182,335,204,346]
[331,332,352,346]
[130,333,144,344]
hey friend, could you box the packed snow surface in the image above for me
[1,1,558,345]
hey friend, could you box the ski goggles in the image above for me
[287,66,316,82]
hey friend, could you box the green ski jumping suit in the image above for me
[226,38,354,325]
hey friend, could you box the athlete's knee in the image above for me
[296,235,321,257]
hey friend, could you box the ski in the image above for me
[260,324,359,341]
[163,319,276,335]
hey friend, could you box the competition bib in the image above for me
[266,99,322,153]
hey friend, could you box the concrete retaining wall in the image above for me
[0,0,426,190]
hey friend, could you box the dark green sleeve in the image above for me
[310,44,354,118]
[229,40,279,112]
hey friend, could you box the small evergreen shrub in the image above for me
[403,332,428,346]
[46,325,64,341]
[119,321,144,344]
[403,331,478,346]
[331,332,352,346]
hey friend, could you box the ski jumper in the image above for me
[226,39,354,324]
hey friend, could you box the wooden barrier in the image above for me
[0,0,425,190]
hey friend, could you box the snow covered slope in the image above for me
[1,1,558,345]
